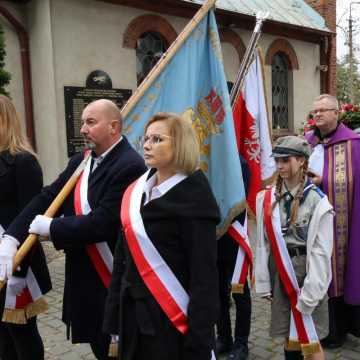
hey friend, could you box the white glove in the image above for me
[111,335,119,343]
[0,235,19,281]
[7,275,26,295]
[29,215,53,237]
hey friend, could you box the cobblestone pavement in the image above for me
[39,244,360,360]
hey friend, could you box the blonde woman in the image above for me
[0,95,51,360]
[104,112,220,359]
[255,136,333,360]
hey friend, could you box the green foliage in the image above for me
[337,56,360,105]
[0,24,11,96]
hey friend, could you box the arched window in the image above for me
[272,53,290,130]
[136,32,168,86]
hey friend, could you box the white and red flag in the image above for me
[229,49,276,292]
[232,49,275,215]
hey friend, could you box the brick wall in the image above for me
[304,0,337,95]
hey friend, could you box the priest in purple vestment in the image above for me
[306,94,360,349]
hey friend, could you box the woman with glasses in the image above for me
[0,95,51,360]
[104,112,220,360]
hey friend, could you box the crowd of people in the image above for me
[0,93,358,360]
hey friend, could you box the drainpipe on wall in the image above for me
[0,6,36,150]
[319,37,327,94]
[319,34,335,95]
[326,34,334,95]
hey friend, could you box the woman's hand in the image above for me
[308,171,323,186]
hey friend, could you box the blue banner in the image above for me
[123,9,245,233]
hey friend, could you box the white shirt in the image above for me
[308,143,324,177]
[143,172,187,205]
[92,136,123,172]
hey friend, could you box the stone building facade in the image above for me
[0,0,336,183]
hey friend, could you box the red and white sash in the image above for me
[74,152,113,288]
[228,216,253,293]
[5,268,43,309]
[121,170,215,358]
[263,188,320,355]
[3,268,47,324]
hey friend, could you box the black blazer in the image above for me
[6,137,146,343]
[103,169,220,360]
[0,151,51,303]
[0,151,42,229]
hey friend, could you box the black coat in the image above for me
[0,151,42,229]
[6,138,146,342]
[0,151,51,311]
[103,169,220,360]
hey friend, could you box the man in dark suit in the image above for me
[0,99,146,360]
[216,155,251,360]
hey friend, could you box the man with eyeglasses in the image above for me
[306,94,360,349]
[0,99,146,359]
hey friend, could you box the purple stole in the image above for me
[323,139,353,297]
[306,124,360,301]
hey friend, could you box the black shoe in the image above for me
[320,334,346,349]
[284,349,303,360]
[216,337,233,355]
[227,344,248,360]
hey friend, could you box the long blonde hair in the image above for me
[272,158,309,225]
[0,95,35,156]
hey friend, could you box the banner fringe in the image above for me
[301,342,321,357]
[231,283,244,294]
[26,297,49,319]
[286,339,301,351]
[2,297,48,324]
[108,342,118,358]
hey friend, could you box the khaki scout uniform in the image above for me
[268,180,329,338]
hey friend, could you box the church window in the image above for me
[272,52,290,130]
[136,32,168,86]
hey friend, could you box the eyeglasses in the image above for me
[310,108,337,115]
[140,134,172,146]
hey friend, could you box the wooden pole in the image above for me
[121,0,216,119]
[0,153,91,290]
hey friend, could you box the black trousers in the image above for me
[327,296,360,338]
[0,289,44,360]
[216,233,251,346]
[89,333,111,360]
[0,316,44,360]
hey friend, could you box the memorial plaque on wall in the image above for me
[64,70,132,157]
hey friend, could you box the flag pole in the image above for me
[121,0,216,119]
[230,11,269,106]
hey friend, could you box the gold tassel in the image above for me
[301,342,321,357]
[231,283,244,294]
[1,297,48,325]
[285,339,301,351]
[25,297,49,319]
[2,308,27,324]
[108,342,119,358]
